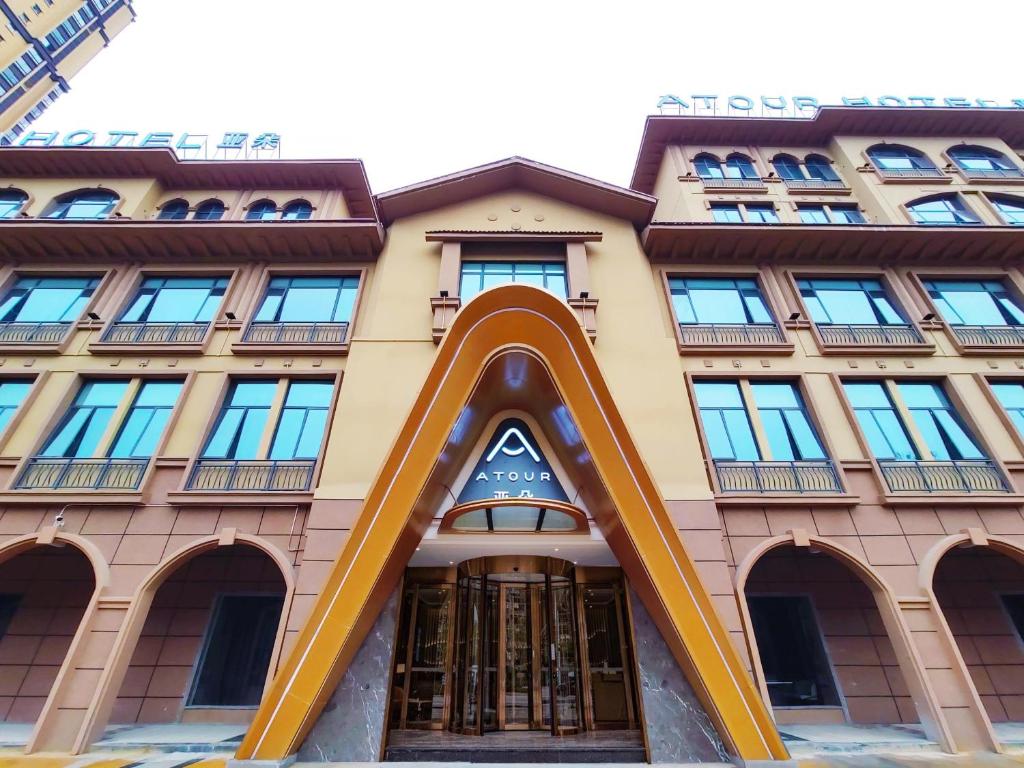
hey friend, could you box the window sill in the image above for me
[956,173,1024,185]
[88,341,208,356]
[954,343,1024,357]
[230,342,350,356]
[816,342,935,356]
[881,492,1024,507]
[165,490,314,507]
[714,493,859,507]
[0,490,143,504]
[679,342,795,355]
[782,185,852,196]
[0,342,67,355]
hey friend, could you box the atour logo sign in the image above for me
[457,418,569,504]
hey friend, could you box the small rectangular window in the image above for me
[459,261,567,301]
[669,277,773,326]
[119,276,228,324]
[253,276,359,324]
[992,382,1024,438]
[843,382,917,460]
[710,204,743,223]
[798,278,903,326]
[0,380,31,433]
[897,382,983,460]
[745,204,779,224]
[694,382,760,461]
[925,279,1024,327]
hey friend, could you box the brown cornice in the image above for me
[376,156,655,227]
[0,219,384,262]
[632,107,1024,193]
[425,230,602,243]
[0,147,379,220]
[642,223,1024,265]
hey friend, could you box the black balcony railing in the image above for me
[878,459,1009,493]
[102,321,209,344]
[950,325,1024,347]
[958,167,1024,180]
[0,321,71,344]
[242,321,350,345]
[782,178,849,191]
[187,459,316,492]
[679,323,786,346]
[700,177,766,190]
[874,167,946,179]
[817,323,925,346]
[16,457,149,490]
[713,460,843,494]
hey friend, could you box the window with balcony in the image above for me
[948,146,1023,180]
[798,278,923,346]
[246,199,277,221]
[157,199,188,220]
[906,194,980,225]
[797,204,865,224]
[460,262,567,301]
[843,380,1007,493]
[772,153,846,190]
[188,379,333,492]
[991,382,1024,438]
[669,277,784,345]
[244,276,359,345]
[43,190,118,220]
[694,380,840,493]
[0,190,27,219]
[710,203,779,224]
[924,279,1024,347]
[694,152,764,189]
[193,199,226,221]
[104,276,228,345]
[0,276,98,344]
[990,195,1024,225]
[0,380,30,433]
[17,379,183,491]
[867,145,943,179]
[281,200,312,220]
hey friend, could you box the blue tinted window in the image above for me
[269,381,333,460]
[992,197,1024,225]
[693,154,723,179]
[868,146,936,171]
[805,154,841,182]
[281,200,312,220]
[798,278,903,325]
[119,276,228,324]
[843,382,917,460]
[0,190,27,219]
[194,200,225,221]
[669,277,772,325]
[750,383,826,461]
[798,206,829,224]
[109,380,183,458]
[694,382,759,461]
[710,204,742,223]
[157,199,188,220]
[993,383,1024,438]
[0,380,30,432]
[202,381,277,460]
[45,190,118,220]
[745,204,779,224]
[925,280,1024,326]
[831,205,865,224]
[949,146,1017,172]
[460,262,567,300]
[246,200,277,221]
[253,276,359,323]
[40,380,128,458]
[0,276,99,323]
[726,154,759,180]
[772,155,804,181]
[907,195,979,225]
[897,382,983,461]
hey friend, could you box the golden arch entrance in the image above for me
[389,557,639,739]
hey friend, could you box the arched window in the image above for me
[990,195,1024,225]
[193,199,226,221]
[867,144,939,176]
[771,154,804,181]
[246,199,277,221]
[906,194,980,225]
[157,199,188,220]
[725,153,759,180]
[44,189,118,220]
[693,153,724,179]
[0,189,27,219]
[805,154,841,182]
[948,145,1021,177]
[281,200,312,220]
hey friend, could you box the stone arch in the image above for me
[735,532,952,751]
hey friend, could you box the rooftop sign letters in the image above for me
[457,418,569,505]
[657,94,1024,118]
[12,130,282,158]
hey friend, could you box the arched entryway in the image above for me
[0,542,95,739]
[103,543,287,741]
[739,539,938,748]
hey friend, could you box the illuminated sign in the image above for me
[657,94,1024,117]
[457,418,568,504]
[11,130,281,158]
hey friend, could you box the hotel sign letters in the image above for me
[13,130,281,153]
[457,418,569,504]
[657,94,1024,117]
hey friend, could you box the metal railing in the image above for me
[16,457,149,490]
[679,323,786,345]
[187,459,316,492]
[782,178,849,191]
[817,323,925,346]
[951,325,1024,347]
[958,167,1024,180]
[102,321,209,344]
[873,166,945,179]
[700,177,766,190]
[0,321,71,344]
[714,460,843,494]
[242,321,350,345]
[878,460,1009,493]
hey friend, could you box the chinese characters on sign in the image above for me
[657,94,1024,118]
[11,130,282,159]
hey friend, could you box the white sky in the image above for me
[27,0,1024,192]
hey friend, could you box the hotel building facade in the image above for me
[0,107,1024,765]
[0,0,134,144]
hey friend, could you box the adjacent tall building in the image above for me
[2,106,1024,766]
[0,0,135,143]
